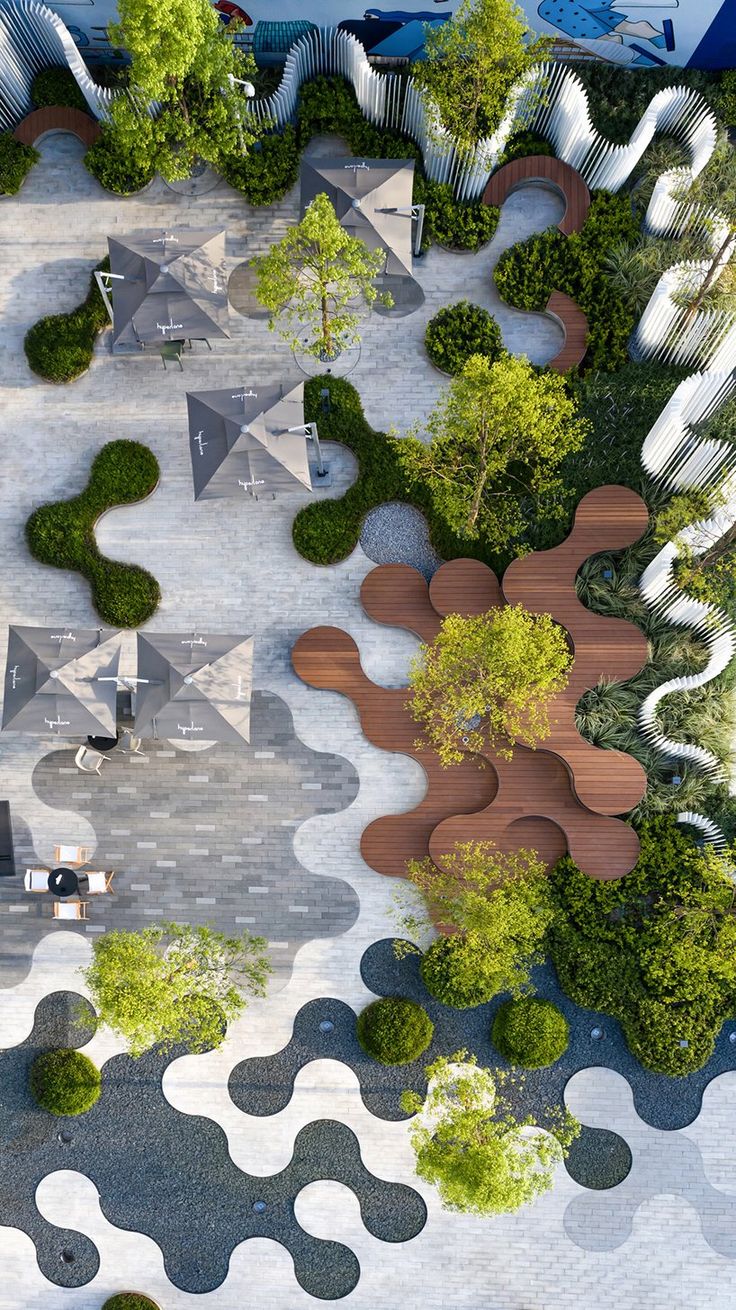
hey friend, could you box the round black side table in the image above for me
[87,734,120,752]
[48,868,79,897]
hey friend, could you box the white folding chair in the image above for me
[85,870,115,895]
[53,900,88,920]
[53,844,92,867]
[24,868,49,892]
[74,746,106,775]
[119,732,146,757]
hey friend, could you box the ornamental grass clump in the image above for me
[492,997,569,1067]
[356,997,434,1064]
[30,1049,101,1116]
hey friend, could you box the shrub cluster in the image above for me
[494,191,640,370]
[26,439,161,627]
[29,1049,101,1115]
[85,127,155,195]
[356,996,434,1064]
[419,178,499,252]
[497,130,553,166]
[222,124,300,204]
[24,257,110,383]
[549,815,736,1075]
[102,1296,160,1310]
[425,300,502,374]
[492,997,569,1068]
[420,935,502,1009]
[0,132,39,195]
[31,66,88,112]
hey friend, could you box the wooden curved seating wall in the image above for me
[13,106,100,149]
[484,155,591,373]
[293,486,650,884]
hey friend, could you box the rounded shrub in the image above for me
[223,126,300,205]
[420,935,501,1009]
[25,258,110,383]
[0,132,39,195]
[102,1296,160,1310]
[356,996,434,1065]
[424,301,503,375]
[30,1048,101,1115]
[31,67,88,111]
[492,998,569,1068]
[85,130,155,196]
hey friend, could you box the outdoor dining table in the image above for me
[48,867,79,897]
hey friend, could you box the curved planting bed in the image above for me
[24,257,109,383]
[26,440,161,627]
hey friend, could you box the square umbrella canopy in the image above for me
[108,229,230,347]
[2,626,121,737]
[300,158,416,279]
[134,632,254,744]
[186,381,312,500]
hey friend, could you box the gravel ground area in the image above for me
[229,939,736,1141]
[359,503,443,581]
[3,993,425,1298]
[565,1126,633,1190]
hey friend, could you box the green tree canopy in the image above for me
[408,604,572,766]
[399,353,589,553]
[108,0,259,180]
[412,0,548,148]
[401,1053,578,1215]
[81,922,271,1056]
[653,480,736,608]
[397,840,554,1003]
[251,192,390,359]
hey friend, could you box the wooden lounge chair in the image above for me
[53,900,88,920]
[85,870,115,895]
[54,844,92,867]
[24,868,49,892]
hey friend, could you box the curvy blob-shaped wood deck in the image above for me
[292,486,650,882]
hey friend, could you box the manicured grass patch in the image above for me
[30,1048,101,1115]
[0,131,39,194]
[26,439,161,627]
[425,301,502,374]
[31,66,89,111]
[356,996,434,1064]
[492,997,569,1068]
[24,257,110,383]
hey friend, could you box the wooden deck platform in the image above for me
[483,154,591,236]
[14,106,100,149]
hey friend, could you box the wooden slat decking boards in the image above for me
[292,486,650,883]
[482,154,591,236]
[545,291,589,373]
[14,107,100,149]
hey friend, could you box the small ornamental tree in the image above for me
[408,605,571,766]
[396,841,554,1005]
[81,922,271,1056]
[401,1053,578,1215]
[251,193,390,360]
[399,353,589,554]
[653,481,736,607]
[412,0,548,148]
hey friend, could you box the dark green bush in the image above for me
[497,131,553,166]
[549,815,736,1075]
[24,257,110,383]
[102,1296,160,1310]
[85,128,155,195]
[30,1049,101,1115]
[356,996,434,1064]
[422,179,499,251]
[721,70,736,126]
[31,66,88,111]
[223,125,300,204]
[494,190,639,370]
[492,997,569,1068]
[425,300,502,374]
[420,935,501,1009]
[0,132,39,194]
[26,439,161,627]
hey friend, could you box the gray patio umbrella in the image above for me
[134,631,254,744]
[186,381,312,500]
[107,229,230,347]
[1,626,121,737]
[301,158,415,278]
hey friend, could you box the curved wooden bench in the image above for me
[483,154,591,236]
[545,290,589,373]
[13,106,100,149]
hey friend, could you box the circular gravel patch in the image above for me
[565,1126,632,1190]
[360,503,442,581]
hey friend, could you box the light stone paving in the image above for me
[0,132,730,1310]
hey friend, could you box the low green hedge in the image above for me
[102,1296,160,1310]
[0,132,39,195]
[419,178,499,252]
[356,996,434,1064]
[30,1049,101,1115]
[492,997,569,1068]
[420,935,501,1009]
[24,257,110,383]
[493,190,639,370]
[497,130,553,166]
[26,439,161,627]
[31,66,89,112]
[222,124,300,204]
[85,127,155,196]
[425,301,503,374]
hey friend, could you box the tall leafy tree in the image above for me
[401,1053,578,1215]
[399,353,589,554]
[81,922,271,1056]
[252,192,390,359]
[108,0,260,180]
[412,0,549,148]
[408,604,571,766]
